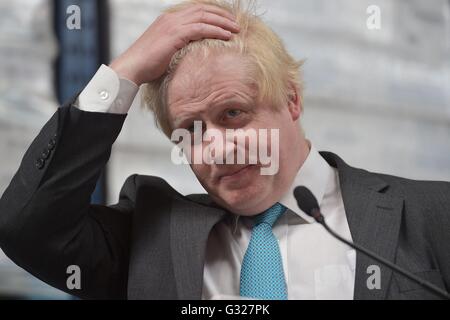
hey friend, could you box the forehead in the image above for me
[167,52,256,116]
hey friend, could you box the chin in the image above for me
[211,177,273,215]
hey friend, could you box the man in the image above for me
[0,0,449,300]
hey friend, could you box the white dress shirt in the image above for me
[76,65,356,300]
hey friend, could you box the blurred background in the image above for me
[0,0,449,299]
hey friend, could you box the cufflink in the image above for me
[99,90,109,100]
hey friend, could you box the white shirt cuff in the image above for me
[76,64,139,114]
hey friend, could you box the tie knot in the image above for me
[253,203,287,227]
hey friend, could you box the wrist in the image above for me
[109,58,141,86]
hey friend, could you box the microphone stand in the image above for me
[311,208,450,300]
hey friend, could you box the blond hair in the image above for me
[141,0,304,137]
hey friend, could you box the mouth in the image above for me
[218,165,257,183]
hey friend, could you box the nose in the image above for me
[201,124,236,165]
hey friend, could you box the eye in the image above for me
[224,109,242,119]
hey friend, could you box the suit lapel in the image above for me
[170,196,226,299]
[320,152,404,300]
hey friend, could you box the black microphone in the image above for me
[293,186,450,300]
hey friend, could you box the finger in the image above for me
[181,4,236,23]
[183,23,233,42]
[183,11,239,33]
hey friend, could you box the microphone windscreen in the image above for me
[293,186,320,216]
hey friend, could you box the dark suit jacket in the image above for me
[0,97,449,300]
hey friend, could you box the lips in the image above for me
[217,165,256,182]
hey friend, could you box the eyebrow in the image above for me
[213,96,253,109]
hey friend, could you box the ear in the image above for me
[287,83,302,122]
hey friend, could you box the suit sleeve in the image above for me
[428,182,450,292]
[0,95,135,299]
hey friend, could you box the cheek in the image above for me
[276,113,297,149]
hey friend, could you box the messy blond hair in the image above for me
[141,0,304,137]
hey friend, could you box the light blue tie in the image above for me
[240,202,288,300]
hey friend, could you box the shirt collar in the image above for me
[279,142,334,223]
